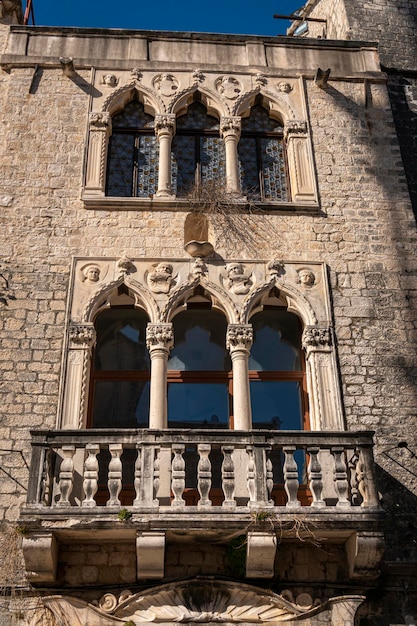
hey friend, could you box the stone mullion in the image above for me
[284,120,317,203]
[146,323,174,429]
[84,112,112,197]
[220,117,241,194]
[61,324,96,429]
[226,324,253,430]
[155,114,176,197]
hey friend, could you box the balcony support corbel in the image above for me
[246,531,277,578]
[136,531,165,579]
[22,531,58,584]
[346,531,384,580]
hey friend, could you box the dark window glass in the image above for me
[90,307,150,428]
[172,102,225,196]
[238,105,287,201]
[106,100,158,198]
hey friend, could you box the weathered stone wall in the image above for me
[1,26,417,624]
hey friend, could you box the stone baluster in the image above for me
[348,449,360,506]
[41,448,52,506]
[171,444,186,508]
[220,116,241,195]
[246,446,256,505]
[153,448,161,502]
[266,455,274,505]
[82,443,100,508]
[221,445,236,508]
[84,112,112,196]
[197,444,212,508]
[133,446,142,507]
[57,445,76,507]
[227,324,253,430]
[283,446,301,508]
[307,446,325,508]
[155,115,176,197]
[331,446,350,508]
[107,444,123,507]
[358,446,380,509]
[146,324,174,429]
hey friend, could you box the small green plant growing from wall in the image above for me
[117,508,132,522]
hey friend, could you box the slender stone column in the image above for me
[227,324,253,430]
[84,112,112,197]
[220,117,241,195]
[61,324,96,429]
[155,114,176,197]
[146,323,174,429]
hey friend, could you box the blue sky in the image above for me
[29,0,303,36]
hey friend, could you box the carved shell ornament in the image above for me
[153,73,179,97]
[216,75,242,100]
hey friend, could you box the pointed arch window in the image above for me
[167,305,232,428]
[106,99,158,198]
[238,104,288,201]
[88,306,150,428]
[171,102,226,196]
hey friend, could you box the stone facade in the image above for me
[0,3,416,625]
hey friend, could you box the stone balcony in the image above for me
[20,429,384,584]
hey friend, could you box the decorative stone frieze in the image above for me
[302,326,332,349]
[284,119,308,138]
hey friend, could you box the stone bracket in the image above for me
[345,531,384,580]
[22,531,58,584]
[246,531,277,578]
[136,531,166,579]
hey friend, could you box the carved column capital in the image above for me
[302,326,332,351]
[146,323,174,351]
[155,114,176,138]
[69,324,96,348]
[284,120,308,140]
[220,116,241,139]
[89,112,112,134]
[226,324,253,353]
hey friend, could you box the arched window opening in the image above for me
[88,306,150,428]
[238,103,288,201]
[106,98,158,197]
[248,308,307,430]
[172,101,225,196]
[167,302,231,429]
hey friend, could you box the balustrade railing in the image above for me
[25,429,380,512]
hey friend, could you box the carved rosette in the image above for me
[154,114,176,138]
[226,324,253,353]
[69,324,96,348]
[284,120,308,140]
[220,116,241,140]
[302,326,332,351]
[146,324,174,352]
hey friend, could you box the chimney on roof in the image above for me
[0,0,24,25]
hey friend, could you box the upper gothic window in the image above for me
[238,104,288,201]
[171,102,225,196]
[106,99,158,198]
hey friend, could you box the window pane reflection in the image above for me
[249,310,302,371]
[92,380,150,428]
[250,381,303,430]
[168,383,229,428]
[94,309,150,372]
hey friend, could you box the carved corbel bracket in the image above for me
[246,531,277,578]
[136,531,166,579]
[22,531,58,584]
[346,531,384,580]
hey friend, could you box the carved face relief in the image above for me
[224,263,252,295]
[102,73,118,88]
[297,268,315,287]
[153,73,179,97]
[278,81,293,93]
[147,262,175,294]
[81,264,101,284]
[216,76,242,100]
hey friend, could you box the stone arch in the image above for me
[82,275,160,324]
[233,87,296,124]
[241,279,317,326]
[168,85,227,119]
[161,277,239,324]
[101,82,165,117]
